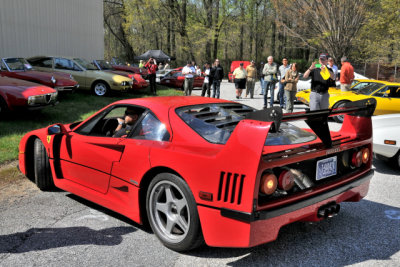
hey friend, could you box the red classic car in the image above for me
[93,60,148,90]
[0,76,58,114]
[160,70,204,89]
[19,96,375,251]
[0,58,78,92]
[111,64,149,80]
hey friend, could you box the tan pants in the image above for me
[341,83,351,92]
[246,77,256,98]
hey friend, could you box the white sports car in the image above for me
[372,114,400,168]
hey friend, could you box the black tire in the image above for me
[146,173,204,251]
[0,97,9,116]
[390,150,400,169]
[33,138,55,190]
[332,101,349,123]
[92,81,110,96]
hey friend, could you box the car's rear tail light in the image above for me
[351,150,363,168]
[278,170,295,191]
[260,173,277,195]
[361,148,370,164]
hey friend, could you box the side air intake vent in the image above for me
[217,171,245,205]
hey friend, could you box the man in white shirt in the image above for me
[182,61,196,96]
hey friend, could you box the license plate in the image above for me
[316,156,337,180]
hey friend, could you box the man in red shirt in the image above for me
[340,56,354,92]
[145,58,158,95]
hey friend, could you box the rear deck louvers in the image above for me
[217,171,245,205]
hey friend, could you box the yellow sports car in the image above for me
[28,56,133,96]
[296,80,400,122]
[296,79,385,104]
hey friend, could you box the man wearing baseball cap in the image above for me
[303,53,335,110]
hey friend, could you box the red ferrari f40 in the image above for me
[18,96,376,251]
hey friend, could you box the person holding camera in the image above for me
[303,53,335,110]
[145,57,158,95]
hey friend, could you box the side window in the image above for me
[130,113,170,141]
[75,106,145,137]
[73,63,82,71]
[388,87,400,98]
[373,86,390,98]
[0,61,6,71]
[55,58,70,70]
[32,58,52,68]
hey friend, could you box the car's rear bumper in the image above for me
[198,169,373,248]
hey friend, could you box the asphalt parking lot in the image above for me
[0,81,399,266]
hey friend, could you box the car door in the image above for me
[58,106,140,193]
[111,112,171,184]
[54,58,87,88]
[371,86,400,115]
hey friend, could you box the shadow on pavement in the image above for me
[186,199,400,266]
[0,226,135,253]
[373,158,399,175]
[66,194,152,232]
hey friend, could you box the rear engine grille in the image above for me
[217,172,245,205]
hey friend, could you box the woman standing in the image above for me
[232,62,247,99]
[284,63,299,113]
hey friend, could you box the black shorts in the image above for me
[234,78,246,89]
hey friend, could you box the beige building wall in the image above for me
[0,0,104,60]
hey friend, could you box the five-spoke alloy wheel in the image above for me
[146,173,203,251]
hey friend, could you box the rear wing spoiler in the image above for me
[245,98,376,148]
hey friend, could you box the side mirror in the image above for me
[48,125,61,135]
[48,124,68,135]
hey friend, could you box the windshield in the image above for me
[352,81,384,92]
[4,58,33,71]
[357,83,386,95]
[177,104,316,145]
[73,58,98,70]
[95,60,113,70]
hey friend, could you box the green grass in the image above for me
[0,86,183,164]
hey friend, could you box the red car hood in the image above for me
[5,70,77,87]
[0,76,56,96]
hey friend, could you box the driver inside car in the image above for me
[113,108,141,138]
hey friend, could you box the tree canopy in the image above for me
[104,0,400,68]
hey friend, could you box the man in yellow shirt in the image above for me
[232,63,247,99]
[246,60,257,98]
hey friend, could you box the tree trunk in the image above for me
[212,0,220,60]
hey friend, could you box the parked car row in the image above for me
[0,56,152,115]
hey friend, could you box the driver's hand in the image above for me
[117,118,124,124]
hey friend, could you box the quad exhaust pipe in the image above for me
[317,202,340,219]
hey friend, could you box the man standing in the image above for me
[245,60,257,98]
[211,59,224,98]
[328,57,338,80]
[182,61,196,96]
[278,58,290,108]
[258,62,265,95]
[303,53,335,111]
[262,56,278,108]
[340,56,354,92]
[145,58,158,95]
